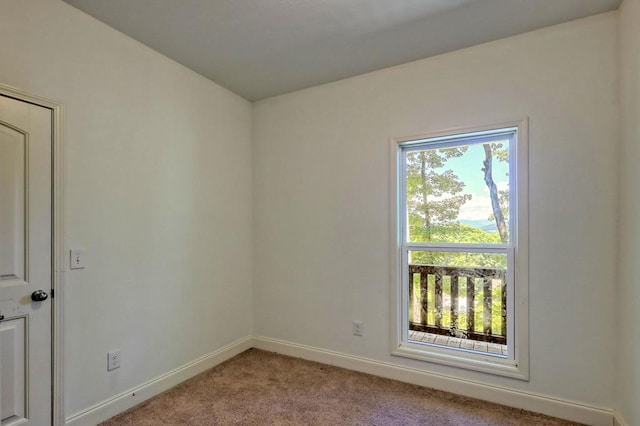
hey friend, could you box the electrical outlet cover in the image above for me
[352,320,363,336]
[107,350,121,371]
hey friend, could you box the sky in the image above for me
[434,142,509,223]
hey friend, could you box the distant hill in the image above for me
[459,219,498,232]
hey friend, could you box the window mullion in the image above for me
[405,243,510,253]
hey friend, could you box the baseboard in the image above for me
[614,412,629,426]
[65,335,615,426]
[65,336,253,426]
[253,336,614,426]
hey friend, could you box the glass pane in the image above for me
[405,139,510,244]
[407,250,507,355]
[0,124,26,281]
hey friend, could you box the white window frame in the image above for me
[389,119,529,380]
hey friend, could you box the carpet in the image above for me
[100,348,581,425]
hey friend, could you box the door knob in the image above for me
[31,290,48,302]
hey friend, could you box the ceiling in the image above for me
[62,0,622,101]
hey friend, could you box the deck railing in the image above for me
[408,264,507,344]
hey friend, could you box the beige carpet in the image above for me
[101,349,581,425]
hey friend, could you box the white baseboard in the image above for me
[65,335,616,426]
[614,412,629,426]
[253,336,614,426]
[65,336,253,426]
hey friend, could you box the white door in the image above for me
[0,95,52,425]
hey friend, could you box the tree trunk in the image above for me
[420,152,431,239]
[482,144,508,243]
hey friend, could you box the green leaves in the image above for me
[408,224,507,268]
[406,148,470,238]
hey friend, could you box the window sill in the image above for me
[392,340,528,380]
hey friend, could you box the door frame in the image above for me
[0,82,65,426]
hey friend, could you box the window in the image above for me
[391,120,528,379]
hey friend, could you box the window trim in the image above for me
[389,119,529,380]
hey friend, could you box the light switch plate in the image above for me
[70,249,86,269]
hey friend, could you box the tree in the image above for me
[482,143,509,243]
[406,148,471,243]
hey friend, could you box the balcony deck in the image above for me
[408,330,507,356]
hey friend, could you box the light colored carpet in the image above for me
[101,349,581,425]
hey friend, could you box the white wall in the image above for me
[617,0,640,424]
[253,12,618,411]
[0,0,253,419]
